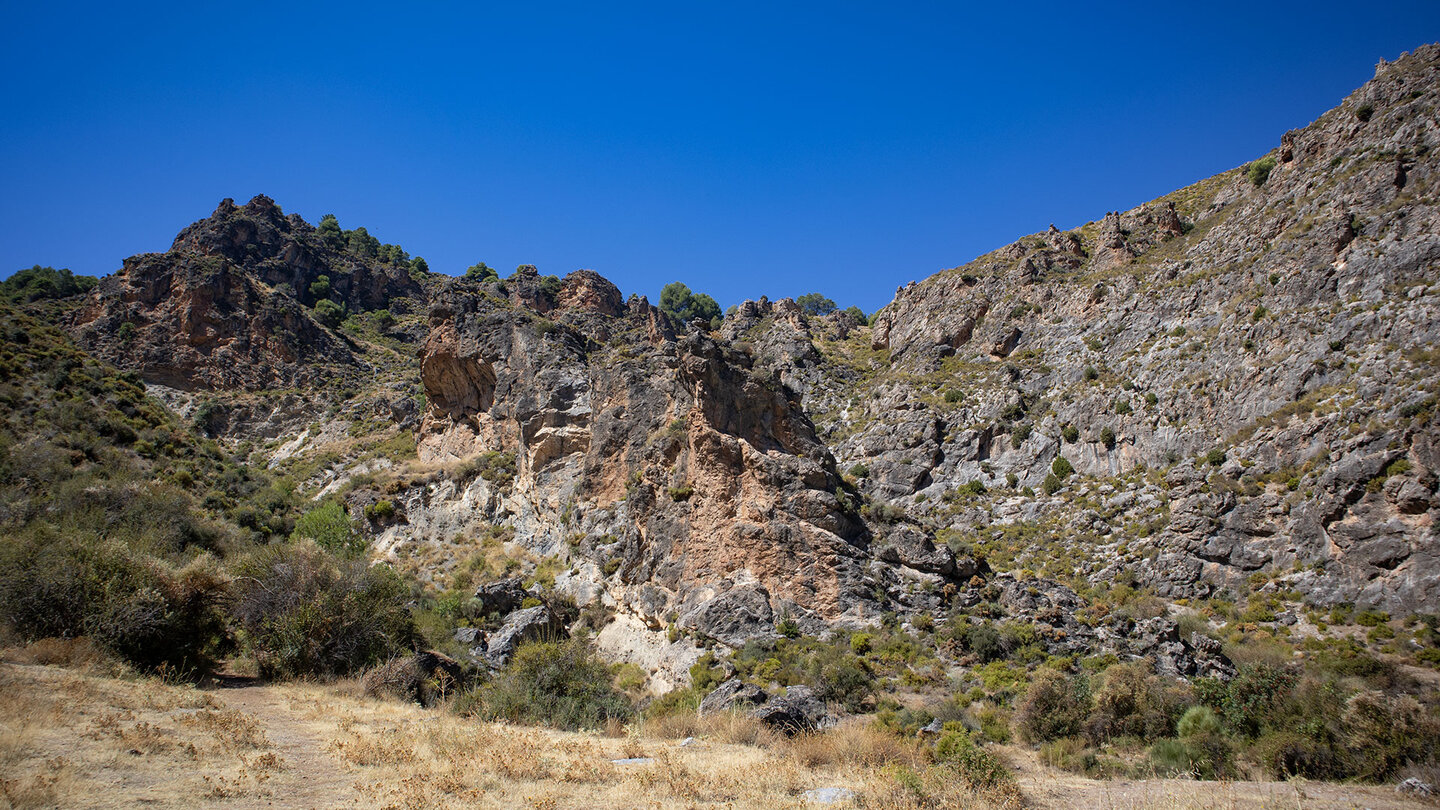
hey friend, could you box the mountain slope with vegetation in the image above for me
[1,43,1439,805]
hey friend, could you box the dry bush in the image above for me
[0,757,74,810]
[640,708,777,747]
[782,722,924,770]
[362,656,424,702]
[6,637,105,669]
[329,727,420,767]
[179,708,270,751]
[860,762,1025,810]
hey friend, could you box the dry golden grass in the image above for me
[1,659,1429,810]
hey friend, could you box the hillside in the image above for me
[1,43,1439,804]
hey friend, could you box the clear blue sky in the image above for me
[3,3,1437,314]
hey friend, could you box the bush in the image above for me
[291,500,362,556]
[1051,456,1074,478]
[1099,427,1116,449]
[1205,448,1227,467]
[364,499,396,521]
[659,282,721,325]
[1355,103,1374,122]
[1061,425,1079,443]
[1042,473,1063,495]
[1251,731,1344,779]
[1176,705,1221,737]
[1342,690,1432,781]
[458,637,631,730]
[1248,156,1277,187]
[1084,662,1189,744]
[1016,670,1090,743]
[465,262,497,281]
[1197,663,1296,738]
[934,724,1013,790]
[804,647,875,712]
[230,542,415,679]
[313,298,345,327]
[0,532,229,675]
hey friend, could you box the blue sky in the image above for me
[2,3,1437,314]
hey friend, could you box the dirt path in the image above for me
[212,684,361,810]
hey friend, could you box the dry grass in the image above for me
[0,660,1427,810]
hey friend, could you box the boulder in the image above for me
[473,577,530,617]
[699,679,768,715]
[485,605,566,667]
[749,685,834,734]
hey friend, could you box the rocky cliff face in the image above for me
[734,46,1440,614]
[404,269,986,683]
[70,195,423,393]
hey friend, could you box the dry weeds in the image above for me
[0,660,1430,809]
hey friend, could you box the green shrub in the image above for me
[1355,103,1374,122]
[473,451,517,487]
[659,282,721,325]
[465,262,498,282]
[1051,456,1074,478]
[689,651,725,691]
[1085,662,1189,744]
[364,499,396,521]
[458,637,631,730]
[1083,366,1099,381]
[1061,425,1079,443]
[230,542,415,679]
[1042,473,1062,495]
[776,617,801,638]
[1176,705,1221,737]
[1114,398,1131,415]
[1148,738,1193,777]
[313,298,345,326]
[1354,610,1390,627]
[795,293,837,316]
[1100,427,1116,449]
[851,632,873,655]
[1,265,97,303]
[1248,156,1277,187]
[1040,736,1099,775]
[291,499,362,556]
[934,724,1013,789]
[1205,448,1226,466]
[1196,663,1296,738]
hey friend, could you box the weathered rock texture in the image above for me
[739,46,1440,614]
[70,195,423,392]
[411,269,984,650]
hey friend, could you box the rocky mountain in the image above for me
[777,46,1440,615]
[70,195,426,393]
[44,45,1440,688]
